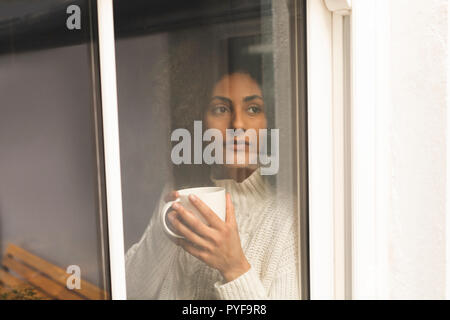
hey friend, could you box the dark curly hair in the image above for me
[167,30,274,189]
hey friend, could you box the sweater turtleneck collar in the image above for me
[210,168,271,216]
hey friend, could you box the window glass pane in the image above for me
[115,0,308,300]
[0,0,110,300]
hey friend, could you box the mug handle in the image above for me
[160,199,184,239]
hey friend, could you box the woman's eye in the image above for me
[247,105,262,114]
[212,105,229,114]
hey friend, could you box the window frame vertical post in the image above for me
[96,0,127,300]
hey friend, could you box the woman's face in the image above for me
[205,73,268,169]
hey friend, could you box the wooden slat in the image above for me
[2,256,83,300]
[0,282,9,297]
[0,268,28,288]
[5,244,108,300]
[0,269,51,300]
[0,282,9,296]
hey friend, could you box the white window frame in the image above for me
[306,0,353,300]
[98,0,363,300]
[307,0,394,300]
[306,0,335,300]
[350,0,391,300]
[98,0,317,301]
[97,0,127,300]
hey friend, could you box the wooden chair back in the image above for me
[0,244,109,300]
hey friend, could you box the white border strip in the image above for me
[307,0,335,299]
[372,0,390,299]
[351,0,377,299]
[97,0,127,300]
[331,12,347,300]
[447,0,450,301]
[351,0,390,299]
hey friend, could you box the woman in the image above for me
[125,70,299,300]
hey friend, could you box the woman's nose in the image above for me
[231,110,246,130]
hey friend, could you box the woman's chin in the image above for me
[223,162,259,170]
[222,150,259,169]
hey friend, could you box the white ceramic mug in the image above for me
[160,187,226,239]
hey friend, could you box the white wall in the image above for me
[351,0,449,299]
[388,0,448,299]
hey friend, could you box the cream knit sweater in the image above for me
[125,169,300,300]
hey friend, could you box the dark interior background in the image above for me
[0,0,271,281]
[0,1,307,294]
[112,0,275,249]
[0,0,109,291]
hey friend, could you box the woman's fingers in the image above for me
[166,210,178,233]
[167,211,211,250]
[171,202,214,239]
[188,195,223,229]
[164,190,179,202]
[176,238,205,261]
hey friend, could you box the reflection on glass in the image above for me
[0,0,110,299]
[115,0,306,300]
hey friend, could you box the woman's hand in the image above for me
[167,193,251,283]
[164,191,180,234]
[164,190,179,202]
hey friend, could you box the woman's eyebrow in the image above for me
[243,95,263,102]
[211,96,232,104]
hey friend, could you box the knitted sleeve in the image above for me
[125,186,180,299]
[213,267,269,299]
[214,220,300,300]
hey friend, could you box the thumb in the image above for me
[225,193,236,225]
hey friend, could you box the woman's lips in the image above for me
[225,140,251,151]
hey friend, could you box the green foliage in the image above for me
[0,287,43,300]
